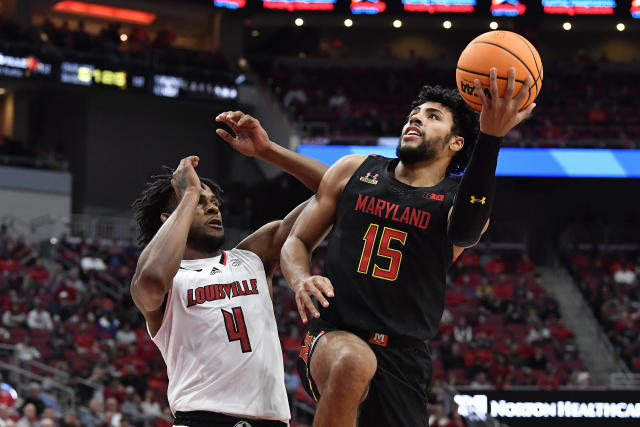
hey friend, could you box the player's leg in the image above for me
[309,331,377,427]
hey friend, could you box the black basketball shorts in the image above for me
[297,317,433,427]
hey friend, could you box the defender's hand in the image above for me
[171,156,201,200]
[215,111,271,157]
[293,276,334,324]
[474,67,536,137]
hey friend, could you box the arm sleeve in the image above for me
[447,132,502,247]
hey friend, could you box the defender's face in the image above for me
[187,184,225,253]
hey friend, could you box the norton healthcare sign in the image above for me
[455,389,640,426]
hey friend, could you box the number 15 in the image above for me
[357,224,407,281]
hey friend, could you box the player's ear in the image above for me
[450,135,464,152]
[160,212,170,223]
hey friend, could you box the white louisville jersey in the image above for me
[150,248,290,422]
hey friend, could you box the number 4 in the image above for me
[222,307,252,353]
[357,223,407,281]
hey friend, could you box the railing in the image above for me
[610,373,640,389]
[0,360,76,413]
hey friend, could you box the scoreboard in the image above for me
[214,0,639,17]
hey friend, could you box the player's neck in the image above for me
[182,247,222,260]
[394,157,448,187]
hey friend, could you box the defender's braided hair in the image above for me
[132,167,224,246]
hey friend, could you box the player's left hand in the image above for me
[474,67,536,137]
[215,111,272,157]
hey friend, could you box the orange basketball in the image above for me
[456,30,543,112]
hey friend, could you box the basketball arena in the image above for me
[0,1,639,426]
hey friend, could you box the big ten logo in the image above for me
[454,394,488,421]
[459,80,491,99]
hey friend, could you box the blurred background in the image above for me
[0,0,639,426]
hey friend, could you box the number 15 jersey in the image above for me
[150,248,290,422]
[321,155,459,341]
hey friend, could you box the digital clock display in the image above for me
[61,62,127,88]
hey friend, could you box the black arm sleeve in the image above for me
[447,132,502,247]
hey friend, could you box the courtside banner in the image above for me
[296,146,640,178]
[454,389,640,426]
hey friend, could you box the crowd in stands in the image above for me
[268,58,640,148]
[0,16,229,73]
[567,250,640,373]
[0,218,594,426]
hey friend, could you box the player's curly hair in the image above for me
[132,167,224,246]
[411,85,480,175]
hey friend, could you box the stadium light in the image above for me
[120,33,128,42]
[616,23,625,32]
[0,88,6,95]
[251,29,259,37]
[490,21,498,30]
[295,18,304,27]
[393,19,402,28]
[443,20,452,29]
[344,19,353,27]
[563,22,572,31]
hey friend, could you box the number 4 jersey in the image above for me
[321,155,459,341]
[150,248,290,422]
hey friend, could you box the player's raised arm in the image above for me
[131,156,201,313]
[281,155,365,323]
[215,111,328,192]
[448,67,535,248]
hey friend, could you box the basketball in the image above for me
[456,30,543,111]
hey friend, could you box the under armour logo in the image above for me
[470,196,486,205]
[234,422,252,427]
[360,172,379,185]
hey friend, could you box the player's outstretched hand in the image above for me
[294,276,334,324]
[474,67,536,137]
[171,156,201,201]
[215,111,271,157]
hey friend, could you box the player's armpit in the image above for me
[235,198,312,275]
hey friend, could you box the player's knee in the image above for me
[330,344,377,386]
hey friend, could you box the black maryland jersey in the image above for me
[321,155,459,341]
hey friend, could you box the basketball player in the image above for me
[281,69,535,426]
[130,111,327,427]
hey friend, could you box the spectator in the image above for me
[103,397,121,427]
[115,323,138,346]
[27,259,49,284]
[2,302,26,328]
[328,88,348,110]
[453,317,473,343]
[526,321,550,344]
[283,87,308,108]
[120,387,144,425]
[613,264,636,285]
[140,390,162,419]
[26,300,53,331]
[0,403,14,427]
[528,347,548,370]
[14,336,40,362]
[15,403,38,427]
[470,372,493,389]
[19,383,46,418]
[78,398,102,427]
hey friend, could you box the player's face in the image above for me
[397,102,455,164]
[186,184,225,253]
